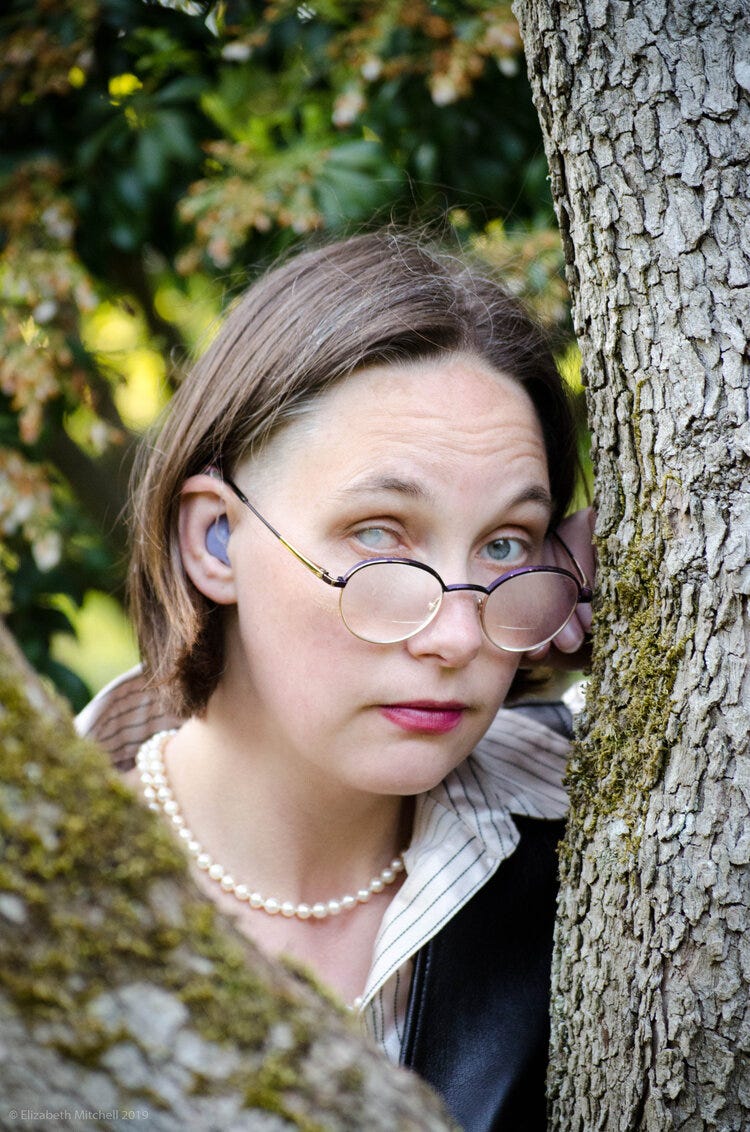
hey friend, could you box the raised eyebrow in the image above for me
[335,474,435,503]
[335,478,553,516]
[503,485,555,515]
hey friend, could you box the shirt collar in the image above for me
[362,706,570,1003]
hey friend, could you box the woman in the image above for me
[78,231,593,1131]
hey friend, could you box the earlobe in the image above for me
[179,475,238,605]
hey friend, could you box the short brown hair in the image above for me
[129,231,578,716]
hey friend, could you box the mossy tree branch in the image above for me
[0,620,455,1130]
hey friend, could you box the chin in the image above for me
[362,753,469,799]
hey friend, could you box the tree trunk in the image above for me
[513,1,750,1128]
[0,621,454,1131]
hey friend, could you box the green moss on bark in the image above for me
[0,639,377,1121]
[564,529,686,845]
[244,1052,327,1131]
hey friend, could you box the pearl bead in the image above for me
[138,730,406,922]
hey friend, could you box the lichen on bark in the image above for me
[514,0,750,1128]
[566,526,687,842]
[0,623,455,1130]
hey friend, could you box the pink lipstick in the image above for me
[378,701,467,734]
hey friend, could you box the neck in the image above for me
[161,713,410,906]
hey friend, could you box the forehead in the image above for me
[251,352,549,501]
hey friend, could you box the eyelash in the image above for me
[349,524,536,564]
[479,536,529,566]
[351,525,402,552]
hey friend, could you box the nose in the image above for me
[405,588,485,667]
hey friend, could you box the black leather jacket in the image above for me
[400,703,571,1132]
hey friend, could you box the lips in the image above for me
[378,701,468,734]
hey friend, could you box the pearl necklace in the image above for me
[136,731,406,922]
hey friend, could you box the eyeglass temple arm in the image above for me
[221,474,343,588]
[550,530,593,602]
[210,472,592,600]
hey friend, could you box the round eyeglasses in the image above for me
[220,473,592,653]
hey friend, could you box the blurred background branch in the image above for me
[0,0,586,710]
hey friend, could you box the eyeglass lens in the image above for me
[339,561,580,651]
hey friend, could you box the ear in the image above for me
[178,474,238,605]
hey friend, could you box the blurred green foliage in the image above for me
[0,0,574,709]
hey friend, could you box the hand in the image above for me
[523,506,596,669]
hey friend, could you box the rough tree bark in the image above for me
[513,1,750,1129]
[0,622,454,1131]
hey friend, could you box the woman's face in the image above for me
[215,352,552,799]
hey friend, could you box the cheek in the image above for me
[233,534,329,627]
[470,647,522,715]
[233,558,358,683]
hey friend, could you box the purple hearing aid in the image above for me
[206,514,230,564]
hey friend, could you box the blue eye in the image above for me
[483,537,526,565]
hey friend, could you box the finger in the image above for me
[576,602,593,634]
[550,617,584,654]
[555,506,597,584]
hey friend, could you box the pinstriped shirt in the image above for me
[358,707,570,1061]
[76,668,570,1062]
